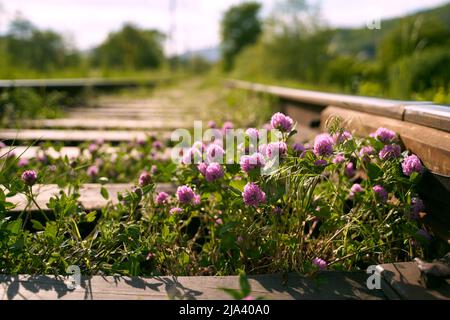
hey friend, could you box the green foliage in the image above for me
[220,272,264,300]
[388,47,450,98]
[2,111,447,276]
[2,18,80,73]
[92,24,165,72]
[219,89,276,128]
[179,56,212,74]
[0,17,171,79]
[221,2,262,71]
[0,88,66,125]
[327,3,450,60]
[358,81,384,97]
[322,56,363,91]
[232,0,330,84]
[277,30,333,83]
[230,1,450,103]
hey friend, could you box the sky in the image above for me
[0,0,448,55]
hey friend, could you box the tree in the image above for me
[220,2,262,71]
[378,16,450,67]
[92,23,165,71]
[4,17,80,73]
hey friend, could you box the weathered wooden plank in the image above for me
[68,108,193,118]
[404,105,450,133]
[376,262,450,300]
[0,129,172,143]
[24,119,191,130]
[5,183,176,212]
[0,77,171,89]
[0,272,385,300]
[1,146,172,160]
[321,106,450,176]
[74,104,195,112]
[66,113,193,121]
[227,79,430,120]
[1,146,82,159]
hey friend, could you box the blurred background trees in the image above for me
[229,0,450,103]
[92,24,165,72]
[0,18,166,78]
[0,1,449,103]
[0,17,81,77]
[220,2,262,71]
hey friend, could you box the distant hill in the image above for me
[178,46,220,63]
[330,2,450,58]
[178,3,450,64]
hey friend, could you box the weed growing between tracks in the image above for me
[1,114,448,276]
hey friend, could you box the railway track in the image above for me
[1,78,449,300]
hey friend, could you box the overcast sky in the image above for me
[0,0,448,55]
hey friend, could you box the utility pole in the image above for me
[169,0,178,69]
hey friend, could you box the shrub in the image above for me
[0,88,66,125]
[388,47,450,98]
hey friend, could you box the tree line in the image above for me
[0,17,166,78]
[220,1,450,103]
[1,2,449,103]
